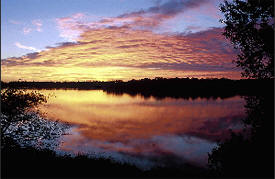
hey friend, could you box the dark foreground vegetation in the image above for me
[208,93,274,178]
[1,78,273,99]
[2,137,209,178]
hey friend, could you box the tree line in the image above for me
[1,78,273,99]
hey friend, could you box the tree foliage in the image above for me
[208,94,274,177]
[1,88,68,149]
[220,0,274,79]
[1,88,47,133]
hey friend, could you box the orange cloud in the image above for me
[2,1,242,82]
[2,0,241,82]
[1,26,241,82]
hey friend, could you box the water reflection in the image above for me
[37,90,246,169]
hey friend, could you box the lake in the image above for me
[36,89,246,170]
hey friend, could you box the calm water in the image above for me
[37,89,246,170]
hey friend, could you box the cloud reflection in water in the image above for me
[38,90,245,169]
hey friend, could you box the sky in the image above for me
[1,0,242,82]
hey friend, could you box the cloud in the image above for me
[9,20,21,25]
[23,27,32,35]
[2,1,242,82]
[2,27,241,82]
[184,26,204,32]
[113,0,209,29]
[32,19,43,32]
[71,13,85,19]
[23,52,40,59]
[55,1,210,40]
[21,19,43,35]
[123,0,207,17]
[15,42,39,52]
[56,13,87,41]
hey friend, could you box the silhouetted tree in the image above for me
[208,93,274,177]
[220,0,274,79]
[1,88,47,133]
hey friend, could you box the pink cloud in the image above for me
[9,19,22,25]
[23,27,32,35]
[71,13,85,19]
[32,19,43,32]
[56,13,89,41]
[55,0,212,41]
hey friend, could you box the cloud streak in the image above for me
[14,42,39,51]
[119,0,208,18]
[23,27,32,35]
[9,19,22,25]
[32,19,43,32]
[116,0,208,28]
[55,0,210,40]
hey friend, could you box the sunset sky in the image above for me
[1,0,242,82]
